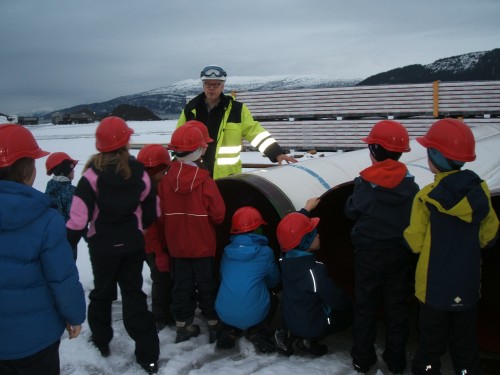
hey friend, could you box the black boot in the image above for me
[175,321,200,343]
[90,337,110,357]
[137,360,158,374]
[353,355,377,373]
[295,338,328,357]
[274,328,294,356]
[245,327,276,354]
[217,326,241,349]
[382,350,406,374]
[207,320,220,344]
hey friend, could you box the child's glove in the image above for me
[155,248,170,272]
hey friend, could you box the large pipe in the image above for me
[216,123,500,353]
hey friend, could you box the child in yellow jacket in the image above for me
[404,119,499,375]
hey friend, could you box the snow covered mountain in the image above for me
[41,75,359,120]
[358,48,500,85]
[40,48,499,120]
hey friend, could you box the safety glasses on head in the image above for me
[200,65,227,81]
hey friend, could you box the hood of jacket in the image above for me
[360,159,408,188]
[224,233,269,261]
[280,250,316,282]
[359,159,417,205]
[0,180,53,233]
[424,169,489,224]
[165,161,210,194]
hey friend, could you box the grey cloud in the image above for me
[1,0,498,114]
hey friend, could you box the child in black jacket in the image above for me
[67,117,160,374]
[275,198,352,357]
[345,120,419,374]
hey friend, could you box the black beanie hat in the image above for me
[51,159,75,177]
[368,143,402,161]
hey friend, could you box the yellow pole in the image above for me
[433,80,439,118]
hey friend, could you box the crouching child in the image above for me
[215,206,281,353]
[275,199,353,357]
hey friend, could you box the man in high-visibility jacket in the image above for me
[177,65,297,179]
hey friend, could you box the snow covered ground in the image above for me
[27,120,439,375]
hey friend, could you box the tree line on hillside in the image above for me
[50,104,160,124]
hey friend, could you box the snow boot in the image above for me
[245,327,276,354]
[295,338,328,357]
[353,355,377,373]
[155,321,167,332]
[155,316,175,332]
[90,337,110,357]
[410,361,441,375]
[96,344,110,358]
[137,360,158,374]
[207,320,220,344]
[382,350,406,374]
[274,328,295,356]
[217,326,241,349]
[175,321,200,343]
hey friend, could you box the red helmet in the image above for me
[168,124,207,152]
[95,116,134,152]
[0,123,49,168]
[417,118,476,162]
[137,144,171,167]
[184,120,214,143]
[230,206,268,234]
[45,152,78,175]
[361,120,411,152]
[276,212,320,252]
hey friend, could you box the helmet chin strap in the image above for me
[175,148,203,163]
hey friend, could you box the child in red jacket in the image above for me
[157,123,226,344]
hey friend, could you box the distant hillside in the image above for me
[39,48,499,121]
[110,104,160,121]
[358,48,500,85]
[40,76,359,122]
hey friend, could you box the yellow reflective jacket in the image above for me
[177,93,283,179]
[404,169,499,310]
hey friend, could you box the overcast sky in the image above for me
[1,0,499,115]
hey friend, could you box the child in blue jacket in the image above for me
[404,119,499,375]
[0,124,86,375]
[215,206,281,353]
[275,199,352,357]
